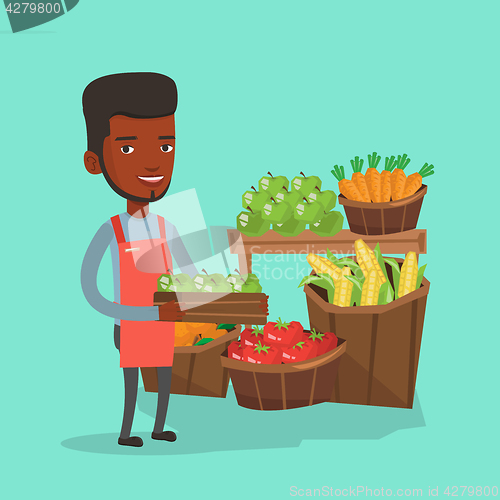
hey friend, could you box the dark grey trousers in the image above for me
[114,325,172,438]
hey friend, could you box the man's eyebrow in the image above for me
[115,136,137,141]
[158,135,175,140]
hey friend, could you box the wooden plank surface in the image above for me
[228,229,426,256]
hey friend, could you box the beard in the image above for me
[100,162,171,202]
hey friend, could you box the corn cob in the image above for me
[398,251,418,297]
[354,239,386,284]
[306,254,343,281]
[333,267,353,307]
[360,269,380,306]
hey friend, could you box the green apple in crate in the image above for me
[203,277,233,293]
[261,198,293,224]
[291,172,322,195]
[306,188,337,212]
[242,186,271,212]
[227,270,245,292]
[193,269,225,290]
[157,274,173,291]
[293,198,323,223]
[237,209,270,237]
[241,273,263,293]
[258,172,289,198]
[170,274,196,292]
[273,218,307,237]
[310,211,344,237]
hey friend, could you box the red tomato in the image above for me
[228,341,245,361]
[305,330,338,355]
[243,341,282,364]
[282,339,318,364]
[263,319,304,347]
[240,326,264,348]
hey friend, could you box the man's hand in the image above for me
[158,300,186,322]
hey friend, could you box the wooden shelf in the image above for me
[228,229,426,274]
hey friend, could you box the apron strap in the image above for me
[110,215,126,245]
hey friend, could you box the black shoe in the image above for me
[151,431,177,442]
[118,436,143,447]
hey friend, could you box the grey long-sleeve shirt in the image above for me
[81,212,197,324]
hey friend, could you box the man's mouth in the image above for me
[137,175,164,188]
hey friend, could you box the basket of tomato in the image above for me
[220,320,346,410]
[332,153,434,235]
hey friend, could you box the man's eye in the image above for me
[120,145,134,154]
[160,144,173,153]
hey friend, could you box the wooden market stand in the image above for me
[227,229,427,275]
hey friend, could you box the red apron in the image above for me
[110,214,175,368]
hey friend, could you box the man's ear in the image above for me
[84,151,102,175]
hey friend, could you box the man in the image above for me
[81,72,196,447]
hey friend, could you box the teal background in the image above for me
[1,0,499,498]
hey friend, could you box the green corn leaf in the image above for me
[298,275,325,288]
[335,258,364,280]
[373,243,390,282]
[416,264,427,289]
[377,281,394,305]
[384,257,401,300]
[326,248,339,263]
[345,275,363,306]
[298,274,336,304]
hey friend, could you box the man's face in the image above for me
[101,114,176,201]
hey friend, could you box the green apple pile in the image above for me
[157,270,262,293]
[236,172,344,237]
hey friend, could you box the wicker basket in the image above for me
[220,336,346,410]
[338,185,427,235]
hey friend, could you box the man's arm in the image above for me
[81,223,160,321]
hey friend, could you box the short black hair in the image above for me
[82,72,177,160]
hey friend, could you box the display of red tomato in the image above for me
[306,329,338,355]
[282,339,318,364]
[243,340,282,364]
[240,326,265,348]
[228,340,245,361]
[263,318,304,347]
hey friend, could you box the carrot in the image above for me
[402,163,434,199]
[331,165,363,201]
[350,156,371,203]
[381,155,397,202]
[391,154,411,200]
[365,152,382,202]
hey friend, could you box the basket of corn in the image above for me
[331,153,434,235]
[141,324,241,398]
[299,239,430,409]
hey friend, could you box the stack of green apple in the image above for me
[236,172,344,237]
[157,270,262,293]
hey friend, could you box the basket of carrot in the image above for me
[331,152,434,235]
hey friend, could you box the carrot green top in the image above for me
[395,153,411,170]
[418,162,435,178]
[384,155,397,172]
[368,151,381,169]
[331,165,347,181]
[350,156,365,173]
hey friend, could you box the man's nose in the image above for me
[145,166,160,172]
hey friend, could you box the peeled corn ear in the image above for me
[398,251,418,297]
[360,269,380,306]
[333,267,353,307]
[307,254,343,281]
[354,239,386,284]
